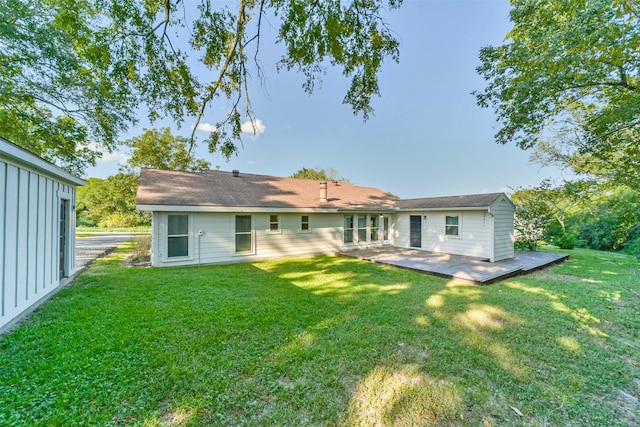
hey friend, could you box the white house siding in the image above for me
[151,212,350,267]
[490,198,515,261]
[393,211,492,259]
[0,153,80,332]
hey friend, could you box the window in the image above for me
[301,215,310,231]
[269,215,279,232]
[445,215,459,236]
[167,214,189,257]
[343,215,354,243]
[357,215,367,242]
[370,215,379,241]
[235,215,252,252]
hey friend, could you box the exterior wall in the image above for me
[152,212,384,267]
[147,205,514,267]
[393,211,493,259]
[490,198,515,261]
[0,156,79,331]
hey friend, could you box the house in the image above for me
[136,169,515,267]
[394,194,515,262]
[0,137,85,334]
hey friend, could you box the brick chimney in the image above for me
[319,181,328,202]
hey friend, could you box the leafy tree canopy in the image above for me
[2,0,402,174]
[76,175,150,227]
[123,128,210,172]
[475,0,640,188]
[290,167,350,183]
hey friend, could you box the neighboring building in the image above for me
[137,169,515,267]
[0,137,85,333]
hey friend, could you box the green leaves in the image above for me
[275,0,401,120]
[1,0,135,174]
[122,127,211,172]
[475,0,640,188]
[2,0,402,173]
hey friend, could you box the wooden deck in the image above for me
[337,247,569,285]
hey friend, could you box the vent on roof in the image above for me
[319,181,328,203]
[232,169,240,177]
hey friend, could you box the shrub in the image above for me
[552,232,577,249]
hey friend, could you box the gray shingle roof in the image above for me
[396,193,507,210]
[136,169,399,209]
[136,169,510,212]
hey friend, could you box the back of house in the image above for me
[136,169,514,267]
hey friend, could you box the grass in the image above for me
[0,246,638,426]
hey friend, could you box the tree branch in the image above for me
[147,0,171,38]
[189,0,247,152]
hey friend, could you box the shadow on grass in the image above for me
[0,253,637,426]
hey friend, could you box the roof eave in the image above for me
[1,137,86,186]
[395,206,492,211]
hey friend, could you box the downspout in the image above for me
[488,208,495,262]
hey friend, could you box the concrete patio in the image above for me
[337,247,569,284]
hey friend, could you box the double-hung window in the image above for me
[301,215,310,232]
[445,215,459,236]
[269,215,280,232]
[167,214,189,257]
[357,215,367,242]
[343,215,354,243]
[236,215,252,252]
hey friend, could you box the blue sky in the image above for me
[87,0,570,199]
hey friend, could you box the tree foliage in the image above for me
[77,175,150,227]
[290,166,350,183]
[512,181,640,254]
[2,0,402,173]
[0,0,135,175]
[123,128,210,172]
[78,127,211,227]
[511,186,554,250]
[475,0,640,188]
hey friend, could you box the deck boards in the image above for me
[338,247,569,284]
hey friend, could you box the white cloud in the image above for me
[100,150,130,164]
[195,122,218,133]
[191,119,265,137]
[86,142,130,166]
[84,147,129,178]
[241,119,266,137]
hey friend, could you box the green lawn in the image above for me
[0,247,638,426]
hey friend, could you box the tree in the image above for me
[290,167,352,183]
[76,175,150,227]
[2,0,403,174]
[569,186,640,251]
[123,128,210,172]
[475,0,640,188]
[511,187,554,250]
[0,0,135,175]
[291,167,340,181]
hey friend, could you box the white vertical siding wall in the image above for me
[0,158,78,331]
[490,198,515,261]
[393,211,492,259]
[152,212,351,267]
